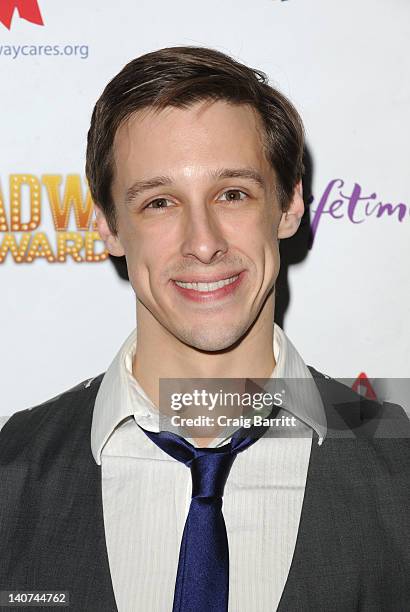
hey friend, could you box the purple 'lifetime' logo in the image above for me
[308,179,408,243]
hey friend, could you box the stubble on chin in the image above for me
[174,322,248,353]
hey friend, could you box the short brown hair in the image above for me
[86,46,305,234]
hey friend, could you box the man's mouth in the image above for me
[171,271,245,302]
[174,274,239,292]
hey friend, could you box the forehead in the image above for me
[111,100,271,186]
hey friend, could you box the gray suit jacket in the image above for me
[0,368,409,611]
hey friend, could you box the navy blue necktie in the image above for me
[139,409,274,612]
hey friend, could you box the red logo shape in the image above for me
[0,0,44,30]
[352,372,377,400]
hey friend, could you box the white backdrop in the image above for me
[1,0,409,416]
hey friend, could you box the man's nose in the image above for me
[180,206,229,264]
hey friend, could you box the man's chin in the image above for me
[175,324,248,353]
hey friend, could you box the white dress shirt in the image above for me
[91,323,326,612]
[0,323,327,611]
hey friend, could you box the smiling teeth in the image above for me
[175,275,239,292]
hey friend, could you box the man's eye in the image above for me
[145,198,170,210]
[219,190,247,202]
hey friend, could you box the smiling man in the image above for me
[1,46,409,612]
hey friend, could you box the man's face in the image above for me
[106,100,288,351]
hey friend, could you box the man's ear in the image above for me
[94,205,125,257]
[277,181,304,239]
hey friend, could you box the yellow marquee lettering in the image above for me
[0,185,9,231]
[43,175,94,231]
[0,233,31,263]
[56,231,84,262]
[25,232,55,263]
[9,175,41,232]
[84,231,109,262]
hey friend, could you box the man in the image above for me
[0,46,409,612]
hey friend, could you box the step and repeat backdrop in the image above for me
[1,0,409,415]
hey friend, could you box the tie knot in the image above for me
[190,452,236,499]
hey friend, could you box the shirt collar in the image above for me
[91,323,327,465]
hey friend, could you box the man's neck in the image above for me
[132,295,277,411]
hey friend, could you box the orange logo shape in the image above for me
[0,0,44,30]
[352,372,377,400]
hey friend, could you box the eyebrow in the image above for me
[124,167,266,206]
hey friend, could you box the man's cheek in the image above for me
[124,252,147,288]
[259,243,279,280]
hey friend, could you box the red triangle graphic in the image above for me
[0,0,44,30]
[352,372,377,400]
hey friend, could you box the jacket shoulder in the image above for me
[308,365,410,438]
[0,374,105,463]
[15,373,104,416]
